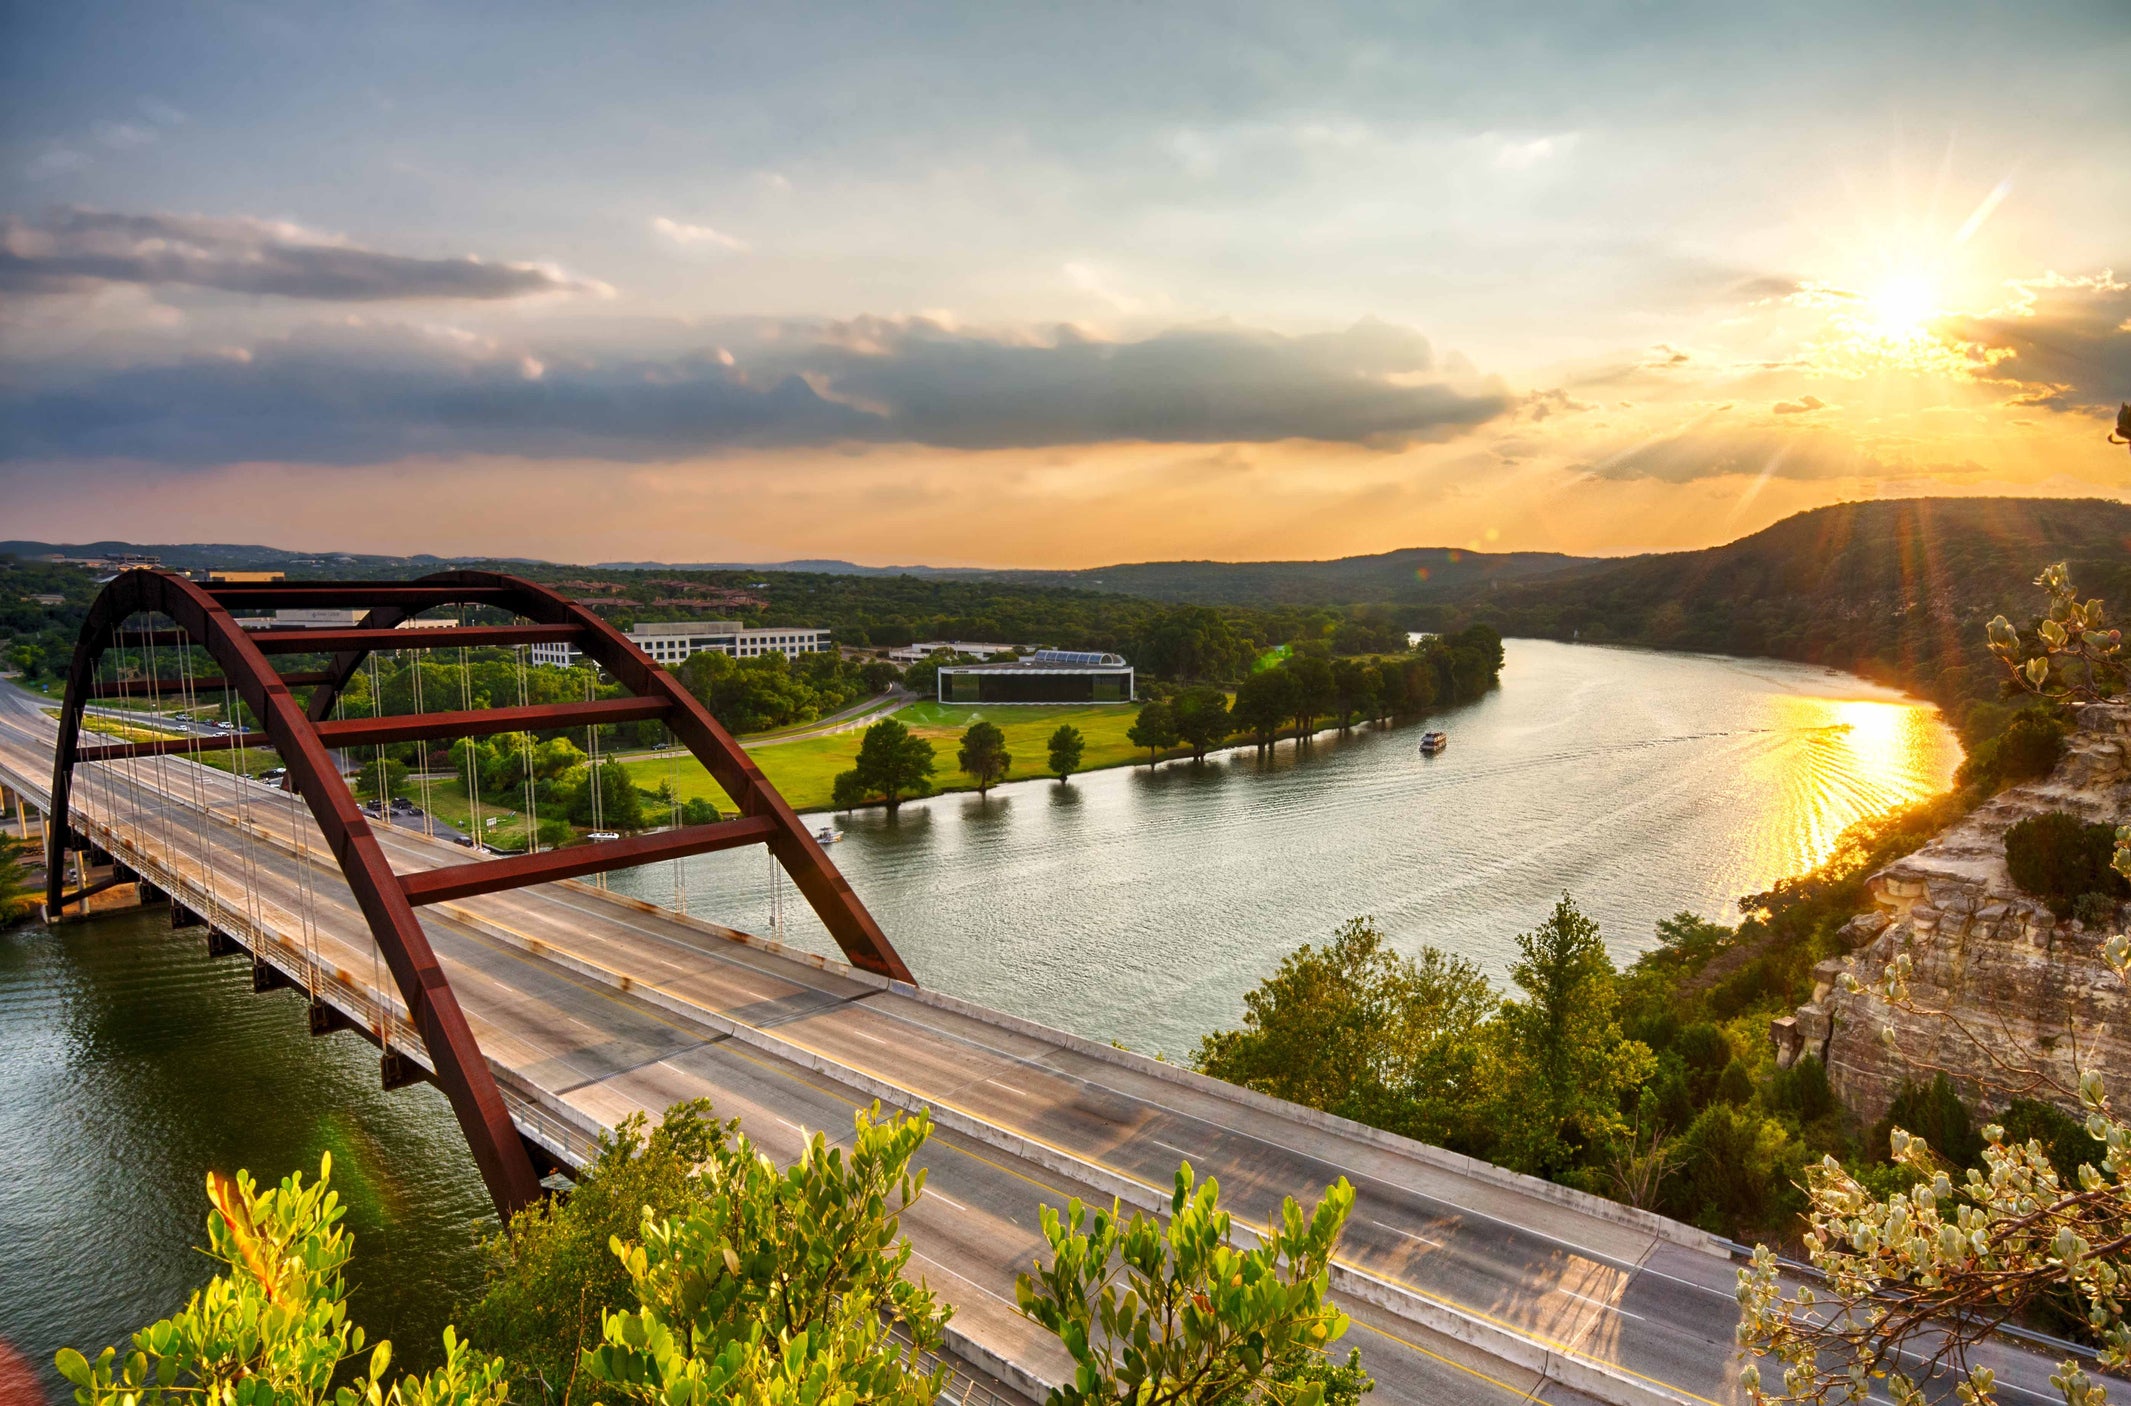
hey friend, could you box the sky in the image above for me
[2,1,2128,567]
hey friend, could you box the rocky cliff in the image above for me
[1772,703,2131,1124]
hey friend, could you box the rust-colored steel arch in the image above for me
[48,568,913,1220]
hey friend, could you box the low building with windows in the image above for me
[886,640,1021,664]
[530,620,831,669]
[936,649,1134,704]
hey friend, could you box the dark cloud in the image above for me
[0,316,1512,464]
[1772,394,1825,414]
[1946,274,2131,413]
[0,208,602,301]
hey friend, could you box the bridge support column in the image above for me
[205,928,243,958]
[308,999,352,1037]
[171,903,203,931]
[250,957,289,992]
[380,1047,428,1091]
[137,879,167,905]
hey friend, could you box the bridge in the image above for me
[0,570,2074,1406]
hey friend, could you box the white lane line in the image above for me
[1558,1287,1645,1322]
[775,1116,805,1134]
[907,1249,1018,1309]
[986,1078,1035,1097]
[1370,1218,1445,1248]
[848,1029,892,1046]
[926,1189,969,1212]
[1149,1137,1196,1158]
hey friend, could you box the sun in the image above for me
[1864,272,1942,343]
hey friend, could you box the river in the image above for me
[0,640,1959,1395]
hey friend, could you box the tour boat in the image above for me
[815,826,843,844]
[1418,730,1449,755]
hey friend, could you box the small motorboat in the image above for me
[1418,730,1449,755]
[814,826,844,844]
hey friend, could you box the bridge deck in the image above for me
[0,682,2070,1406]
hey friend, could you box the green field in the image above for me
[623,701,1159,814]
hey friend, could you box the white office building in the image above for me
[530,620,831,669]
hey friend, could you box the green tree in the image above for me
[1127,698,1179,767]
[56,1155,509,1406]
[356,756,409,808]
[1196,917,1492,1147]
[583,1107,948,1406]
[957,720,1012,796]
[1170,686,1232,762]
[1328,660,1373,732]
[1490,895,1653,1175]
[1048,723,1086,782]
[835,718,936,813]
[1231,671,1295,750]
[1,833,35,923]
[1016,1164,1362,1406]
[466,1102,734,1405]
[568,760,647,832]
[1284,656,1336,739]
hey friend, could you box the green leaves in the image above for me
[580,1103,949,1406]
[55,1154,509,1406]
[1990,562,2126,704]
[1017,1164,1362,1406]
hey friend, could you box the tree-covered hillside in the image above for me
[1453,497,2131,726]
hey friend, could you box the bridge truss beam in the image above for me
[47,568,913,1220]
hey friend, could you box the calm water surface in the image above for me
[623,640,1960,1056]
[0,640,1957,1395]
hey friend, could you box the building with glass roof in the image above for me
[936,649,1135,704]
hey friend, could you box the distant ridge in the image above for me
[594,546,1587,605]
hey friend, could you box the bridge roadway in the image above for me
[0,684,2073,1406]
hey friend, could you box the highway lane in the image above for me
[0,682,2081,1404]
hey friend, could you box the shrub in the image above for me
[1669,1104,1790,1233]
[2003,811,2127,919]
[466,1101,735,1405]
[1772,1053,1834,1124]
[1872,1074,1981,1168]
[2072,890,2120,928]
[1996,1097,2104,1185]
[1954,706,2067,792]
[1714,1058,1756,1107]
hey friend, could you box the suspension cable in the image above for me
[516,642,539,855]
[412,653,435,838]
[459,646,483,853]
[368,651,389,828]
[668,723,684,914]
[142,621,181,872]
[174,643,222,924]
[223,678,270,968]
[583,664,604,884]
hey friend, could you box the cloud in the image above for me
[1493,132,1577,170]
[651,217,749,252]
[27,149,90,180]
[1772,394,1825,414]
[0,315,1513,465]
[1945,272,2131,413]
[1579,416,1878,483]
[0,208,607,301]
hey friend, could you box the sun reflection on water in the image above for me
[1751,694,1962,880]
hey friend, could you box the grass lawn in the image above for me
[622,701,1156,814]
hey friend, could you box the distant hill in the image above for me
[1462,497,2131,724]
[593,546,1587,605]
[0,539,540,573]
[950,547,1586,605]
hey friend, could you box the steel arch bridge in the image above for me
[45,568,912,1217]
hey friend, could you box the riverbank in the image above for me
[624,699,1170,814]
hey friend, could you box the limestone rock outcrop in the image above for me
[1774,703,2131,1124]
